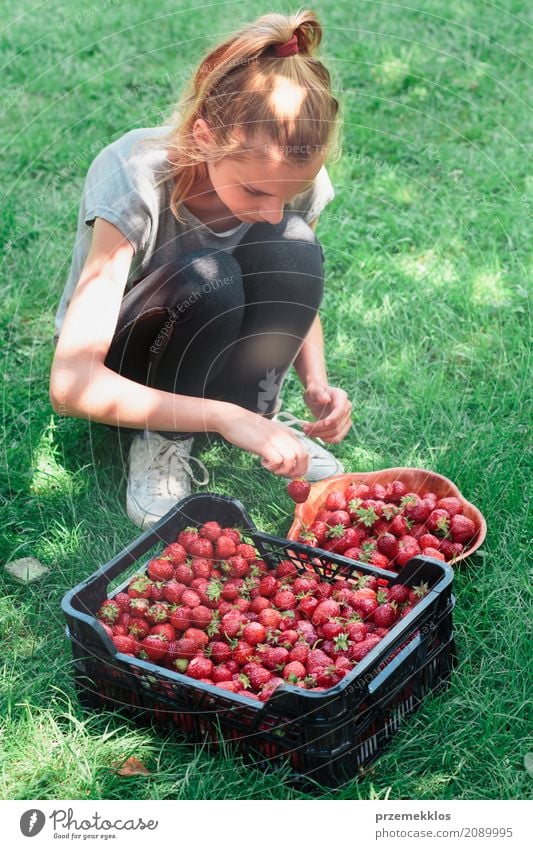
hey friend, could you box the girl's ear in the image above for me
[192,118,216,154]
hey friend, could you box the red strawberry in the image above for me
[147,557,174,582]
[273,589,297,610]
[419,533,441,550]
[368,483,387,501]
[396,535,421,567]
[221,613,243,639]
[212,663,233,683]
[181,589,201,608]
[449,514,476,544]
[287,478,311,503]
[422,547,446,561]
[189,605,212,628]
[97,599,120,625]
[190,558,211,580]
[174,564,193,585]
[184,628,209,650]
[423,491,438,510]
[388,480,408,503]
[247,664,272,691]
[233,640,255,666]
[298,595,319,619]
[262,646,289,670]
[128,597,149,619]
[311,599,340,626]
[216,680,240,693]
[219,581,238,602]
[250,596,271,614]
[146,602,170,625]
[295,620,318,644]
[226,555,250,579]
[427,509,450,535]
[401,494,430,523]
[127,618,150,640]
[369,551,390,570]
[344,483,370,500]
[238,543,258,560]
[221,527,242,545]
[326,509,351,529]
[150,622,176,641]
[139,634,168,662]
[349,636,381,662]
[161,542,188,564]
[387,584,410,604]
[128,575,152,599]
[309,520,329,546]
[377,533,399,560]
[326,525,364,554]
[187,656,213,679]
[177,527,199,550]
[283,661,307,682]
[199,520,223,542]
[436,497,463,517]
[293,575,318,595]
[276,560,298,579]
[243,622,266,645]
[258,575,279,598]
[325,489,347,510]
[289,642,310,663]
[169,606,190,631]
[161,581,184,605]
[173,637,197,659]
[320,620,344,640]
[188,536,214,559]
[389,515,411,537]
[258,608,282,629]
[114,592,132,613]
[215,535,237,559]
[209,641,232,664]
[439,539,464,560]
[373,603,398,627]
[112,634,138,655]
[346,621,367,642]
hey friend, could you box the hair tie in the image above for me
[273,33,299,57]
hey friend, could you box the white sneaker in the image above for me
[271,410,345,482]
[126,431,209,529]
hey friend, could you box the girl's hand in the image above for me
[216,404,310,478]
[302,382,352,444]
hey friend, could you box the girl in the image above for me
[50,9,352,529]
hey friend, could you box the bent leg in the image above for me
[104,248,245,437]
[203,212,325,415]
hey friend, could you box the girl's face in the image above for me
[193,120,324,225]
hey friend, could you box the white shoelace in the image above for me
[274,410,327,447]
[146,439,209,495]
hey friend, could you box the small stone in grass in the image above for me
[4,556,49,584]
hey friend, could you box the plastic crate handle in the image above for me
[367,633,423,696]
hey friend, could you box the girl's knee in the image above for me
[158,248,244,319]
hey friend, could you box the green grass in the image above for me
[0,0,531,800]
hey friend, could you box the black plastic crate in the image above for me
[62,493,456,787]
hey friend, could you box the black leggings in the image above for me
[104,212,325,439]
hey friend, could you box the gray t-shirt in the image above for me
[53,125,336,343]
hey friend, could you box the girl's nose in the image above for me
[260,204,285,225]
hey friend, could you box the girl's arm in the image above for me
[49,217,228,434]
[292,312,329,389]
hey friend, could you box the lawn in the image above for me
[0,0,531,800]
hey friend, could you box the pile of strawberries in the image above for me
[294,479,477,569]
[96,520,430,702]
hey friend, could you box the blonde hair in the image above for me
[135,8,342,224]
